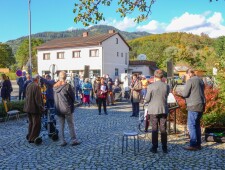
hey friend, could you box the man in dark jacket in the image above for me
[182,69,205,151]
[40,74,55,108]
[17,71,27,100]
[24,75,44,143]
[145,69,170,153]
[53,71,80,146]
[23,74,32,98]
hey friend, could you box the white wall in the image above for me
[37,46,103,76]
[102,34,129,80]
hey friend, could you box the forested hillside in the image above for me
[128,32,225,72]
[6,25,150,54]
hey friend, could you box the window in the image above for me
[72,51,81,58]
[115,68,119,76]
[90,49,99,57]
[121,53,123,57]
[116,38,118,44]
[125,53,128,65]
[57,52,64,59]
[117,52,119,57]
[43,53,50,60]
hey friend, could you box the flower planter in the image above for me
[205,127,225,143]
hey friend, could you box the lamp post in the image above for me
[28,0,32,76]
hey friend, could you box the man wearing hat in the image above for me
[24,74,45,143]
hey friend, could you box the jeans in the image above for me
[75,87,80,100]
[132,102,139,117]
[150,114,167,149]
[187,111,202,147]
[141,89,147,99]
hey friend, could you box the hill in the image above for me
[128,32,216,71]
[6,25,150,54]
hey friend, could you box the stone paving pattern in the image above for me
[0,101,225,170]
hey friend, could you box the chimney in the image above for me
[108,30,115,34]
[82,32,88,37]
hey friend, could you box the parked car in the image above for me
[174,76,183,85]
[146,76,154,84]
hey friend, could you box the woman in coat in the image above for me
[96,78,108,115]
[1,74,12,101]
[130,74,142,117]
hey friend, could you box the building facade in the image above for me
[128,60,158,76]
[37,30,130,80]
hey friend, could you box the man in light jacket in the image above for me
[54,71,81,146]
[182,69,205,151]
[130,74,142,117]
[145,69,170,153]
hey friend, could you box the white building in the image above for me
[37,30,130,80]
[128,60,158,76]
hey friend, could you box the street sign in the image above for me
[16,70,22,77]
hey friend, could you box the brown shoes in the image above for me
[183,146,200,151]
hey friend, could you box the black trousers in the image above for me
[98,98,107,113]
[132,102,139,116]
[19,89,25,100]
[150,114,167,149]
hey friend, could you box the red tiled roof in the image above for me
[129,60,156,66]
[37,32,131,50]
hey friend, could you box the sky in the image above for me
[0,0,225,42]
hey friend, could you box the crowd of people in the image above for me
[0,68,206,153]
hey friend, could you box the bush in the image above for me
[173,85,222,126]
[6,72,18,80]
[202,112,225,128]
[0,100,25,118]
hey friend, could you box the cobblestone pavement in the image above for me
[0,101,224,170]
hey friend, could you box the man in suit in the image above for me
[24,74,44,143]
[145,69,170,153]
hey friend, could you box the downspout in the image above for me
[101,44,104,76]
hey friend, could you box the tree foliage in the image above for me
[0,43,15,68]
[128,32,216,70]
[15,38,44,72]
[73,0,156,26]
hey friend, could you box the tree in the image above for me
[214,36,225,67]
[15,38,44,72]
[0,43,15,68]
[73,0,221,26]
[73,0,156,26]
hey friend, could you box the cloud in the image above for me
[98,17,137,31]
[136,20,166,34]
[166,12,206,32]
[136,12,225,38]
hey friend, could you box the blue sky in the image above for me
[0,0,225,42]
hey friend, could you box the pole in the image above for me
[28,0,32,76]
